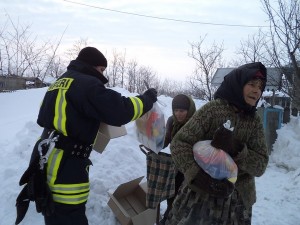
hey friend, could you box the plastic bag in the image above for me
[135,102,165,153]
[193,140,238,183]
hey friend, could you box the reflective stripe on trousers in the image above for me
[47,148,90,205]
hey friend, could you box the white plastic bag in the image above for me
[193,140,238,183]
[135,103,165,153]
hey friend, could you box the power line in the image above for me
[63,0,268,28]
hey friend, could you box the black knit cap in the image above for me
[76,47,107,67]
[172,94,190,110]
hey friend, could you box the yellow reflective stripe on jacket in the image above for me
[129,97,144,121]
[50,183,90,194]
[50,78,74,136]
[52,192,89,205]
[54,89,68,136]
[47,148,90,204]
[47,148,64,185]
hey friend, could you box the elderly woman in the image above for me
[166,62,269,225]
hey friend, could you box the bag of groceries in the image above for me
[193,140,238,183]
[135,102,165,154]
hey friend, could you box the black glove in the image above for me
[211,126,234,155]
[189,168,234,198]
[209,179,234,198]
[15,155,55,224]
[15,185,31,225]
[32,168,55,216]
[231,138,245,157]
[232,139,248,167]
[15,169,55,224]
[143,88,158,103]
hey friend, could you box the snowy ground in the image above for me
[0,87,299,225]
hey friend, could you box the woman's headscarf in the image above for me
[214,62,267,116]
[171,94,196,138]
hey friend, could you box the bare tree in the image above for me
[261,0,300,111]
[136,66,151,94]
[47,56,66,79]
[160,78,173,96]
[160,78,186,97]
[107,49,121,87]
[135,66,159,94]
[188,35,225,100]
[0,16,33,76]
[234,29,284,90]
[118,49,126,88]
[0,14,64,82]
[235,29,268,64]
[39,27,67,82]
[126,59,138,93]
[0,15,179,94]
[65,38,88,61]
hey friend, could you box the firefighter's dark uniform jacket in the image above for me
[35,59,154,205]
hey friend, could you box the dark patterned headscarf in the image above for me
[214,62,267,116]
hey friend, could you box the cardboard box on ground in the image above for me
[93,124,158,224]
[93,123,127,153]
[108,176,157,225]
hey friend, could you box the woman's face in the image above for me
[174,109,188,122]
[243,79,263,106]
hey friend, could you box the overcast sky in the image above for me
[1,0,270,81]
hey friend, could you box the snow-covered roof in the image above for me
[262,90,289,98]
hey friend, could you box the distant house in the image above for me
[211,67,282,91]
[262,90,291,108]
[24,77,46,89]
[0,75,26,91]
[0,75,46,92]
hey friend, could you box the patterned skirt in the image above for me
[165,184,252,225]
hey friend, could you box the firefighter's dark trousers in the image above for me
[44,202,88,225]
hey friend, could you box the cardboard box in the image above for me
[93,123,127,153]
[107,176,157,225]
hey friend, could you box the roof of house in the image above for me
[211,67,282,91]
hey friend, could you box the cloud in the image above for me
[1,0,270,81]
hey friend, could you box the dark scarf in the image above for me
[214,62,267,116]
[171,95,196,138]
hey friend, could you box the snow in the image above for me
[263,90,289,98]
[0,87,299,225]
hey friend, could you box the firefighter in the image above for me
[15,46,158,225]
